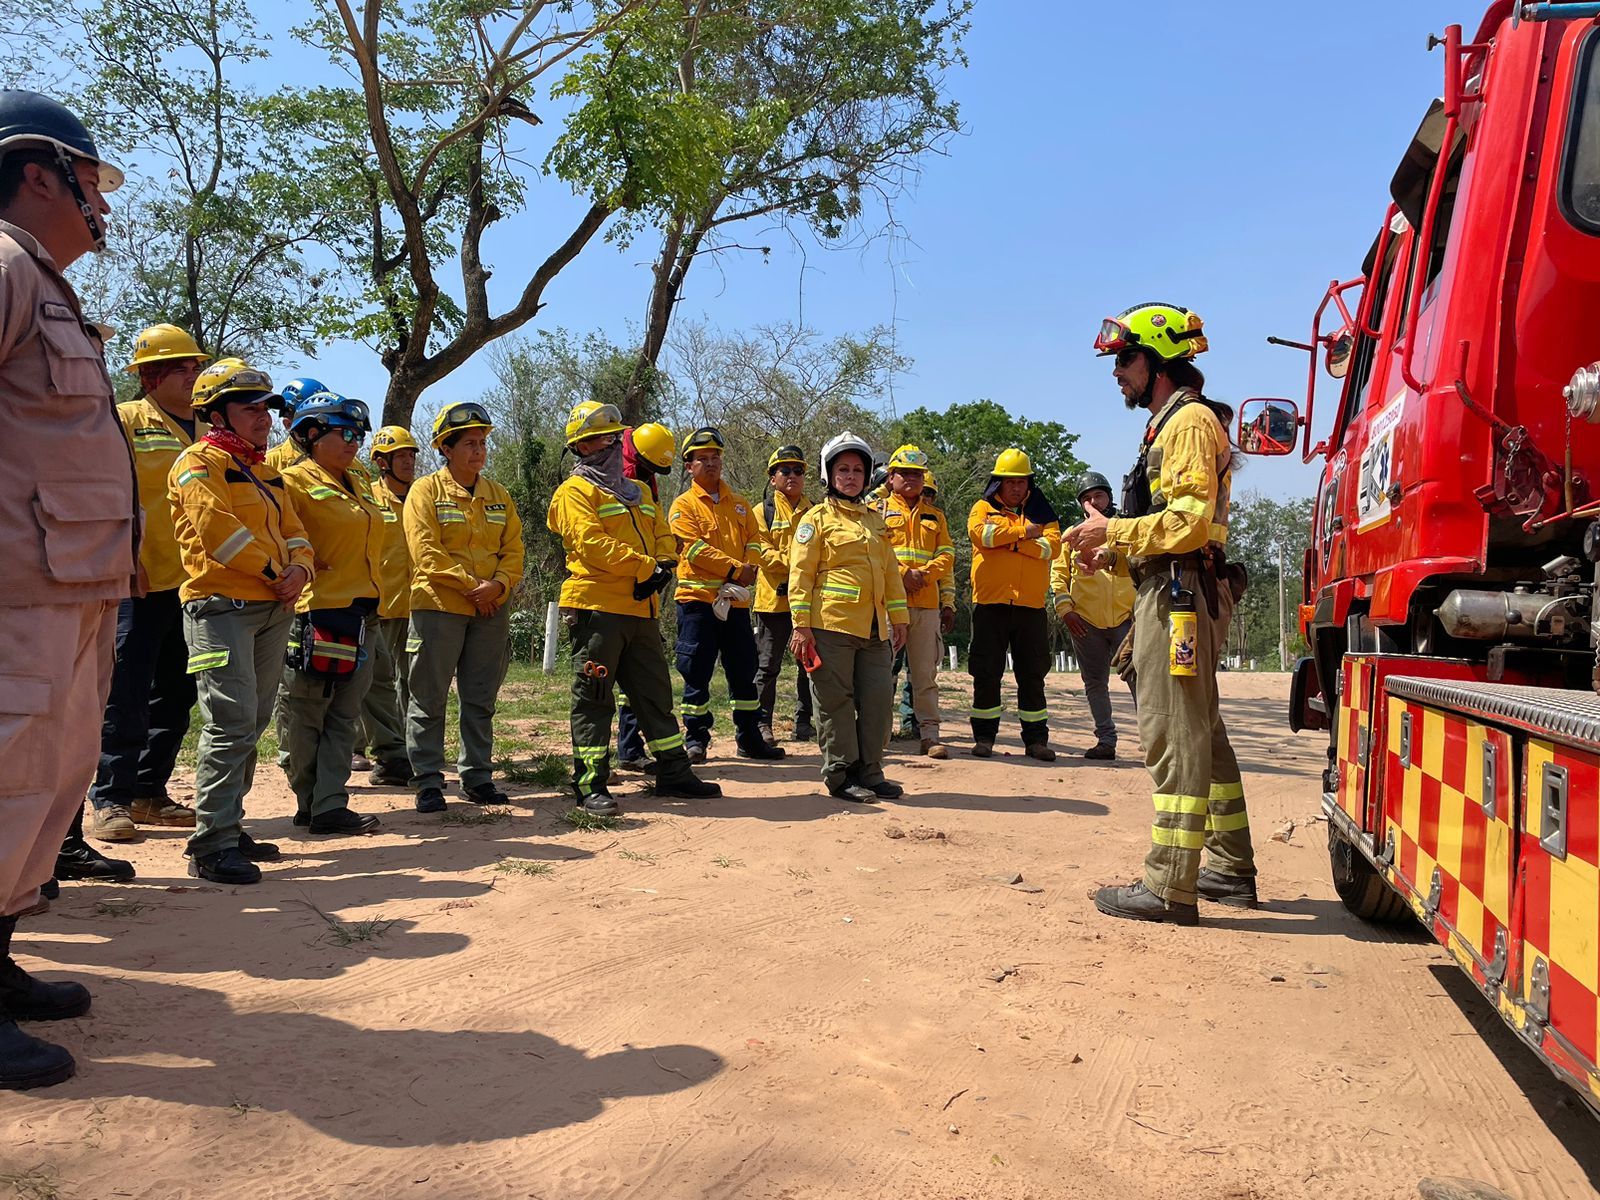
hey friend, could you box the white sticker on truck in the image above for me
[1357,389,1406,532]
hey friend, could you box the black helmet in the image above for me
[0,91,123,249]
[1076,471,1113,502]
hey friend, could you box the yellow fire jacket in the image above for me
[547,475,676,618]
[754,489,809,614]
[168,441,316,602]
[669,479,761,607]
[370,474,411,619]
[1103,390,1231,559]
[404,468,525,616]
[1051,544,1134,629]
[118,396,194,592]
[788,497,909,638]
[280,459,386,612]
[878,491,955,612]
[265,439,303,475]
[967,496,1060,609]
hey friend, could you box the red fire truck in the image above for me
[1241,0,1600,1113]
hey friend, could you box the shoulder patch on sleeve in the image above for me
[796,522,816,545]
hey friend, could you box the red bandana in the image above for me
[203,427,266,465]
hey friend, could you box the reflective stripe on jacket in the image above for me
[403,468,525,616]
[118,396,193,592]
[1104,389,1231,560]
[370,474,412,619]
[281,459,385,612]
[1051,543,1134,629]
[967,496,1060,608]
[669,480,760,607]
[168,441,315,602]
[754,490,808,613]
[878,491,955,611]
[787,497,908,638]
[547,474,675,617]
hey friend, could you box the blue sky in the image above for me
[113,0,1470,499]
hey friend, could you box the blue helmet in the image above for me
[279,377,328,415]
[290,392,372,440]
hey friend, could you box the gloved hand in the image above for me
[633,564,673,600]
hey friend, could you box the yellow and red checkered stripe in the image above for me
[1337,656,1373,826]
[1517,738,1600,1099]
[1382,697,1514,993]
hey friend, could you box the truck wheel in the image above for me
[1328,824,1411,924]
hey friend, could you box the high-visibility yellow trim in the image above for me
[285,537,311,552]
[215,527,253,564]
[405,634,422,653]
[1151,825,1205,849]
[731,698,761,712]
[647,733,685,752]
[981,523,999,547]
[1166,494,1211,517]
[1152,791,1209,816]
[596,502,626,517]
[681,701,712,716]
[1209,780,1244,802]
[186,649,230,674]
[1018,707,1048,722]
[971,705,1003,719]
[1206,810,1251,832]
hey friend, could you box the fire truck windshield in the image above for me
[1563,28,1600,232]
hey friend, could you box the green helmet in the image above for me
[1076,471,1113,502]
[1093,302,1208,361]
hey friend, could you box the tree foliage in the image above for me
[1225,489,1314,668]
[0,0,338,369]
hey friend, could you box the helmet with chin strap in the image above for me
[820,431,874,498]
[0,90,123,251]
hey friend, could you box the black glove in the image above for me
[776,581,788,598]
[634,564,673,600]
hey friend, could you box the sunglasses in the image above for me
[329,427,361,444]
[774,465,805,477]
[1114,348,1145,368]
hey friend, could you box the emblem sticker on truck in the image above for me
[1357,390,1405,532]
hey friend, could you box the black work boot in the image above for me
[0,1017,74,1090]
[188,847,262,886]
[868,779,903,799]
[0,916,90,1023]
[792,717,816,741]
[462,781,508,806]
[828,782,877,803]
[237,832,280,862]
[415,786,446,814]
[653,774,722,799]
[308,808,381,835]
[581,789,619,816]
[1082,742,1116,761]
[56,837,135,883]
[1093,882,1198,927]
[369,758,411,786]
[1197,868,1259,909]
[737,740,785,761]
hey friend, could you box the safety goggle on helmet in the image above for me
[1093,303,1209,361]
[431,401,494,449]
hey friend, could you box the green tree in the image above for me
[543,0,971,422]
[1225,489,1314,668]
[0,0,340,369]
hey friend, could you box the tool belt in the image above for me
[1128,548,1247,620]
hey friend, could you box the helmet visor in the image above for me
[1093,318,1132,355]
[441,402,493,432]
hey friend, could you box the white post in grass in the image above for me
[542,600,561,674]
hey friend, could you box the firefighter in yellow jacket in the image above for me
[1070,301,1256,926]
[279,393,385,835]
[404,401,524,813]
[878,444,955,758]
[171,359,315,885]
[752,444,815,745]
[357,425,418,785]
[967,448,1062,761]
[263,377,325,474]
[85,325,208,845]
[1052,471,1136,760]
[548,402,721,814]
[789,432,909,802]
[669,427,784,763]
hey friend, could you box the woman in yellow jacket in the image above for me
[278,394,385,835]
[788,433,909,803]
[404,401,525,813]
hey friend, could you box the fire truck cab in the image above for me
[1242,1,1600,1113]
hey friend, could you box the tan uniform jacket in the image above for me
[0,220,137,605]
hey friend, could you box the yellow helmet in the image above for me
[767,444,806,472]
[681,426,726,461]
[370,426,419,458]
[431,401,493,449]
[923,468,939,493]
[887,443,931,472]
[632,422,676,469]
[192,357,275,413]
[992,448,1033,478]
[1093,302,1208,361]
[565,400,625,447]
[125,323,209,375]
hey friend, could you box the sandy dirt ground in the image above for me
[3,672,1599,1200]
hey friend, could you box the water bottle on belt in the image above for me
[1168,564,1198,678]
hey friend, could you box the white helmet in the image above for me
[820,431,874,498]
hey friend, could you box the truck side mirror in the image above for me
[1325,330,1354,379]
[1237,398,1300,457]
